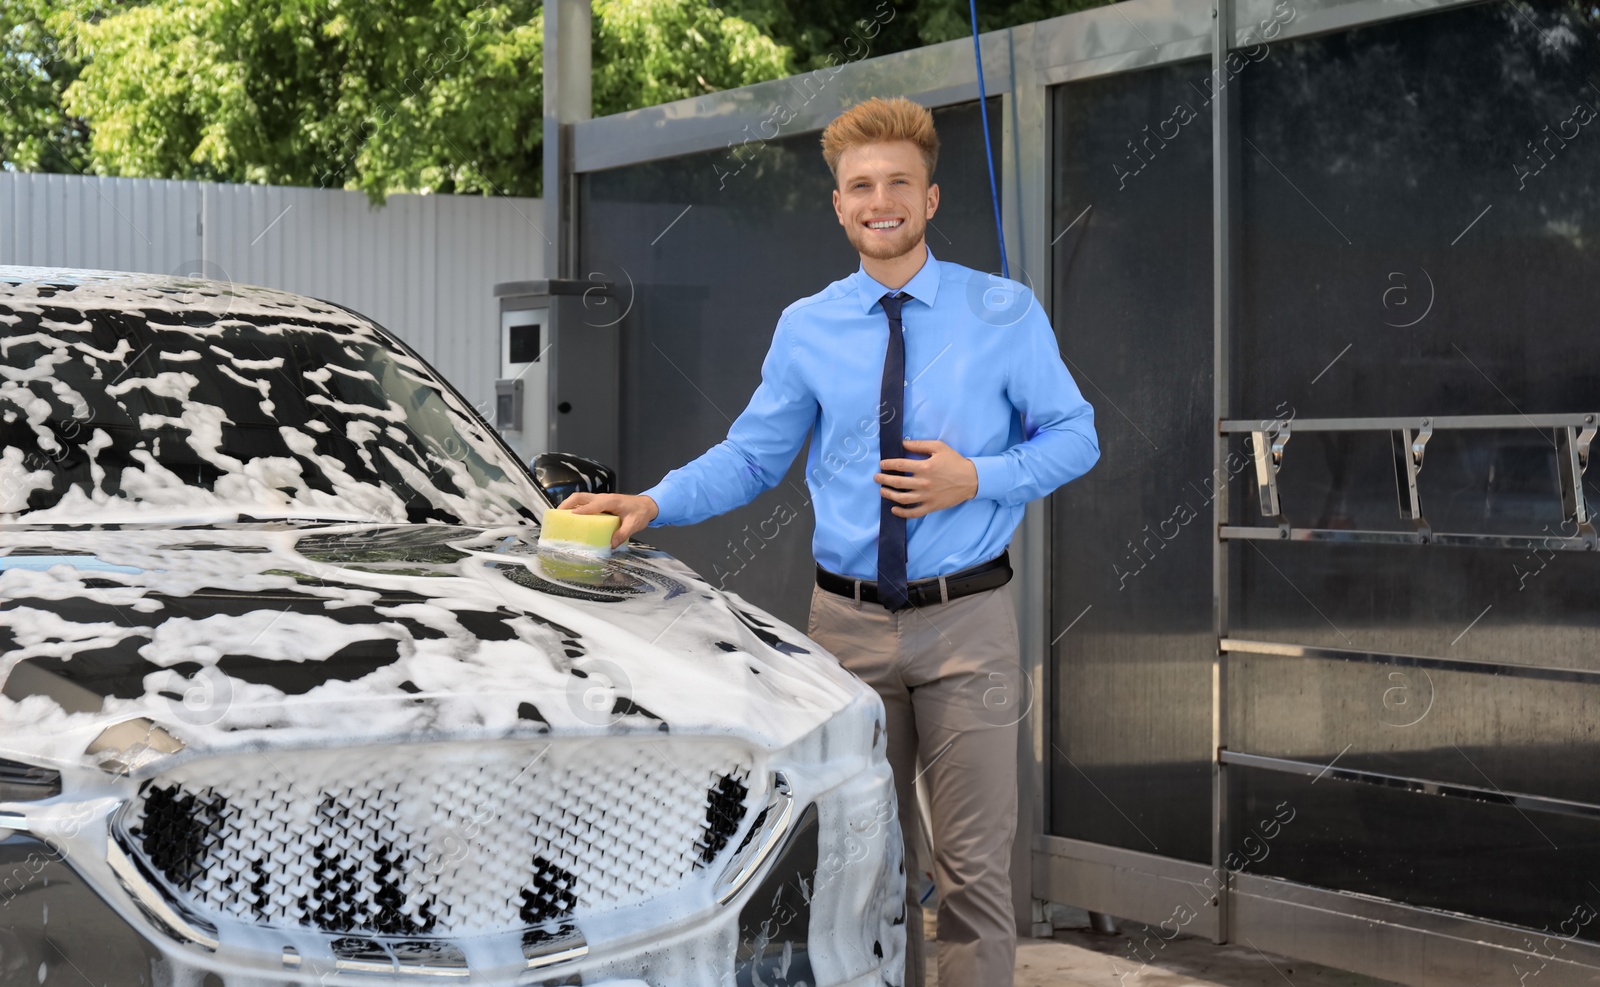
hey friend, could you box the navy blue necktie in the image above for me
[877,291,912,612]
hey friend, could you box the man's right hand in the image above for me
[555,492,660,550]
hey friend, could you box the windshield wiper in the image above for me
[233,513,382,526]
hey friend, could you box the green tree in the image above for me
[593,0,796,114]
[53,0,790,200]
[1,0,92,174]
[719,0,1117,73]
[15,0,1123,197]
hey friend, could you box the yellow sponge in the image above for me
[540,555,609,584]
[539,508,621,556]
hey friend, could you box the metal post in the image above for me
[1002,21,1055,940]
[1210,0,1238,948]
[542,0,592,281]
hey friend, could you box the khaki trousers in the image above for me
[807,580,1020,987]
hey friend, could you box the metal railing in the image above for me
[1226,413,1598,549]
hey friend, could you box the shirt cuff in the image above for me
[969,455,1013,505]
[637,482,675,527]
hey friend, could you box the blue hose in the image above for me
[969,0,1009,279]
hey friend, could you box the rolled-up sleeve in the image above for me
[641,314,818,526]
[967,305,1099,506]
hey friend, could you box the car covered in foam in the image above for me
[0,267,904,986]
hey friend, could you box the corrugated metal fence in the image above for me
[0,173,546,408]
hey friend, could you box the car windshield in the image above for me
[0,283,546,526]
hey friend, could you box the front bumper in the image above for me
[0,750,903,987]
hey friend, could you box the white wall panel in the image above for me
[0,173,544,407]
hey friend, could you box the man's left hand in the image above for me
[876,438,979,518]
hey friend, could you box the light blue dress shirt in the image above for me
[641,248,1099,582]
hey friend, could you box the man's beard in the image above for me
[845,219,925,261]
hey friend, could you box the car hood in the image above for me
[0,523,863,771]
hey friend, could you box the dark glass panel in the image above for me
[1237,0,1600,422]
[1048,60,1214,861]
[1230,764,1600,944]
[1229,652,1600,806]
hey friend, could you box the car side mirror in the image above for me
[532,452,617,504]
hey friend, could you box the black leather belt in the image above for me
[816,550,1012,609]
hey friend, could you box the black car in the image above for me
[0,267,904,986]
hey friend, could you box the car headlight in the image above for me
[0,758,61,802]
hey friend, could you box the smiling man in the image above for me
[559,96,1098,986]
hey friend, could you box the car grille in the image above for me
[114,739,754,938]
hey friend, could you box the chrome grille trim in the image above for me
[715,772,795,905]
[105,835,221,951]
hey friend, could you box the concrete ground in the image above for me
[922,906,1402,987]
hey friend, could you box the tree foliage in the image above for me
[719,0,1116,73]
[592,0,794,116]
[0,0,91,173]
[49,0,788,200]
[9,0,1117,198]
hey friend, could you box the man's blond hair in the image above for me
[820,97,939,182]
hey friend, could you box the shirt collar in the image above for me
[854,246,942,314]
